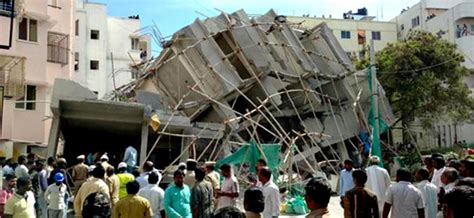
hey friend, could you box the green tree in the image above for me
[359,31,473,139]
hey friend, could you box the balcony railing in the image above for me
[47,32,69,65]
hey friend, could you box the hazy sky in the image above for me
[93,0,420,52]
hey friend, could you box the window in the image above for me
[90,30,99,40]
[357,30,366,45]
[15,85,36,110]
[18,18,38,42]
[131,38,139,50]
[0,0,13,12]
[74,52,79,71]
[400,24,405,30]
[90,60,99,70]
[411,16,420,28]
[47,32,69,64]
[48,0,58,7]
[372,31,381,40]
[75,20,79,36]
[471,24,474,32]
[341,31,351,39]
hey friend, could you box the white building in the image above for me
[287,16,398,58]
[391,0,474,148]
[74,0,150,98]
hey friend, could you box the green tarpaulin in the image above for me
[216,141,281,174]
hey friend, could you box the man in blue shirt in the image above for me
[123,146,137,173]
[339,159,354,198]
[164,170,192,218]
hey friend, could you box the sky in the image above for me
[92,0,419,53]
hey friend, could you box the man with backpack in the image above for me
[74,164,111,217]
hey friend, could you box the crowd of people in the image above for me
[0,148,473,218]
[338,155,474,218]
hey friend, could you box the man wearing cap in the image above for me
[100,154,112,175]
[184,159,197,187]
[117,162,135,199]
[205,161,220,194]
[72,155,89,196]
[366,156,391,215]
[45,173,68,218]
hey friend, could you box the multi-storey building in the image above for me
[74,0,150,98]
[391,0,474,148]
[287,15,398,58]
[0,0,74,158]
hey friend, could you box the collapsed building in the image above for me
[49,9,394,175]
[125,9,394,172]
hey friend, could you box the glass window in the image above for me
[90,60,99,70]
[29,19,37,42]
[74,52,79,71]
[90,30,99,40]
[341,31,351,39]
[131,38,139,50]
[18,18,28,40]
[358,30,366,45]
[75,19,79,36]
[18,18,38,42]
[411,16,420,28]
[15,85,36,110]
[372,31,381,40]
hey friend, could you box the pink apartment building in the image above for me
[0,0,74,159]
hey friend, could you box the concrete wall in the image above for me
[105,17,147,92]
[287,16,398,55]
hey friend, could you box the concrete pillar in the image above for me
[179,128,192,162]
[47,117,61,158]
[337,142,350,161]
[139,119,149,165]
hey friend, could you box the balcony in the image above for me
[453,2,474,21]
[47,32,69,65]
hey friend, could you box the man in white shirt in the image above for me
[366,156,391,214]
[431,156,446,189]
[383,168,425,218]
[138,172,165,218]
[415,168,438,218]
[441,167,458,193]
[217,164,239,210]
[137,161,162,188]
[44,172,68,218]
[15,155,29,179]
[184,159,197,187]
[258,167,280,218]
